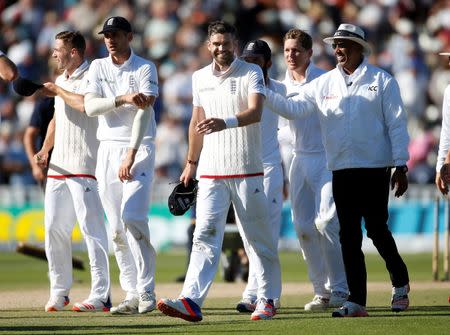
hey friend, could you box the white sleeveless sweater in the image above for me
[193,59,265,177]
[48,61,99,177]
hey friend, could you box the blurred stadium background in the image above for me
[1,0,450,254]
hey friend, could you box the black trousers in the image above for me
[332,168,409,306]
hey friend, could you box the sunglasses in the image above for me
[331,41,351,50]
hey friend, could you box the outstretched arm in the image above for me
[265,88,315,120]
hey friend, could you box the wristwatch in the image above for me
[395,165,408,173]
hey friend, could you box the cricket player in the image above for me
[84,16,158,315]
[236,39,285,312]
[34,31,110,312]
[157,20,281,322]
[281,29,348,311]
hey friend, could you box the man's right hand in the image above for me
[34,150,49,168]
[436,171,449,196]
[180,163,197,187]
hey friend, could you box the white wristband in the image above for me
[224,115,238,128]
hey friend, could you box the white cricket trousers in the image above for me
[289,152,347,297]
[181,176,281,306]
[96,141,156,298]
[45,177,110,302]
[239,163,283,302]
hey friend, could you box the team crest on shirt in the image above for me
[230,79,236,94]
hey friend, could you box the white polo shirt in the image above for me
[193,58,266,177]
[85,50,159,146]
[48,60,98,177]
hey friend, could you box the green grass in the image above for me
[0,251,449,334]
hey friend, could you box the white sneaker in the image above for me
[110,297,139,315]
[139,291,156,314]
[72,297,112,312]
[304,295,329,311]
[45,296,70,312]
[329,291,348,308]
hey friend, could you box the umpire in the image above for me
[264,23,410,317]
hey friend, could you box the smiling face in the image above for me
[52,39,73,72]
[332,39,364,73]
[207,32,236,69]
[284,38,312,73]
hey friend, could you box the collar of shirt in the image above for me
[107,49,135,71]
[63,60,89,81]
[211,57,238,77]
[337,57,368,85]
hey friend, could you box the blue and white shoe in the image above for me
[250,298,275,320]
[157,297,203,322]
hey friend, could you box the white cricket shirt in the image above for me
[85,50,158,145]
[193,58,266,177]
[48,61,98,177]
[283,63,326,154]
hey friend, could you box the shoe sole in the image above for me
[138,307,156,314]
[72,305,110,312]
[110,309,138,315]
[250,314,273,320]
[157,300,202,322]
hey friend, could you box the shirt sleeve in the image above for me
[139,61,159,97]
[382,76,410,166]
[85,60,103,96]
[248,65,266,97]
[437,85,450,171]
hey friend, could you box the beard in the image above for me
[214,51,234,67]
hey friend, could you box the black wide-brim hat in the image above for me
[13,77,43,96]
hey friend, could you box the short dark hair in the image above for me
[207,20,237,39]
[55,31,86,55]
[283,29,312,50]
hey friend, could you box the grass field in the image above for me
[0,250,449,334]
